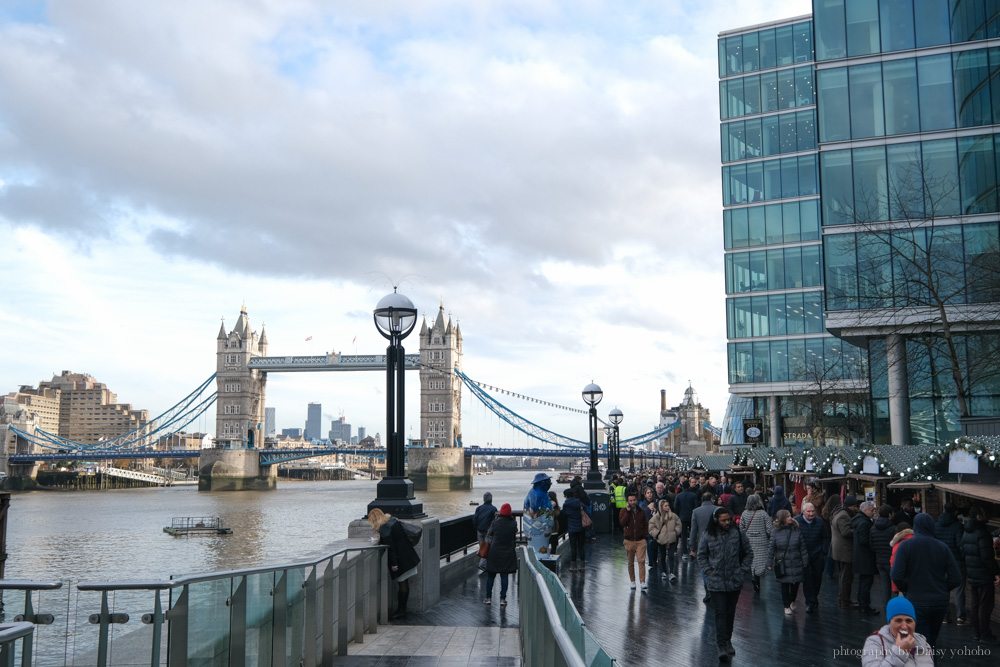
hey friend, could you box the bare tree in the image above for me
[784,341,869,446]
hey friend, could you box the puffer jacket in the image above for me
[870,517,896,568]
[889,529,913,593]
[861,625,934,667]
[648,509,682,546]
[697,526,752,592]
[852,513,876,576]
[890,514,962,606]
[767,523,810,584]
[961,517,1000,586]
[831,506,855,562]
[935,512,965,565]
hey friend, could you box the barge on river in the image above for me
[164,516,233,536]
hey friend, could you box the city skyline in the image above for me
[0,1,812,446]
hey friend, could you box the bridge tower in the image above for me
[200,306,276,490]
[407,301,472,491]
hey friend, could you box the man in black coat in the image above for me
[726,480,748,518]
[893,498,917,526]
[474,492,498,541]
[961,506,1000,642]
[870,504,897,612]
[935,503,968,625]
[852,501,878,616]
[891,513,962,647]
[673,484,698,558]
[794,501,828,613]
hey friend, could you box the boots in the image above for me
[752,576,760,594]
[390,590,409,620]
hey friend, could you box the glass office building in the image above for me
[720,1,1000,447]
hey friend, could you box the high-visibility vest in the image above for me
[613,484,627,508]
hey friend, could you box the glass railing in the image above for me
[517,547,616,667]
[0,546,386,666]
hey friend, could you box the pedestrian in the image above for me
[861,597,934,666]
[960,505,1000,643]
[935,502,968,626]
[611,476,627,534]
[822,495,840,580]
[548,491,565,555]
[562,488,586,571]
[640,486,659,571]
[474,492,497,542]
[726,480,748,520]
[620,492,650,591]
[892,498,917,527]
[802,481,825,515]
[767,509,809,615]
[889,523,913,595]
[483,503,518,606]
[831,494,859,609]
[870,504,897,611]
[649,499,682,582]
[794,502,828,613]
[767,485,792,517]
[673,481,698,558]
[853,501,879,616]
[697,507,752,663]
[740,494,772,594]
[368,508,420,620]
[891,513,962,647]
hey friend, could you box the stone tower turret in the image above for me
[214,305,268,448]
[418,301,463,447]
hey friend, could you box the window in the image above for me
[815,0,848,60]
[849,63,885,139]
[914,0,950,48]
[818,68,850,142]
[846,0,880,56]
[224,404,241,415]
[883,58,920,135]
[918,54,956,131]
[880,0,916,51]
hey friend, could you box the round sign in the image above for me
[746,427,761,438]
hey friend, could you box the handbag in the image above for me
[477,540,490,558]
[773,532,791,577]
[581,508,593,529]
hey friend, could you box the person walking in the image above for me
[620,492,650,591]
[740,494,772,594]
[562,488,586,571]
[767,509,809,615]
[640,486,659,572]
[484,503,518,606]
[870,505,898,611]
[368,508,421,620]
[474,492,497,542]
[649,499,682,582]
[831,495,859,609]
[726,480,748,520]
[861,597,934,667]
[767,485,792,517]
[853,501,879,616]
[794,502,828,613]
[961,506,1000,643]
[698,507,752,663]
[673,482,698,558]
[891,513,962,647]
[611,476,627,534]
[691,492,720,600]
[936,503,968,626]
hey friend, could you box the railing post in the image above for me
[95,591,111,667]
[322,558,335,664]
[147,591,163,667]
[228,576,246,666]
[167,585,188,667]
[336,556,349,657]
[378,550,388,625]
[271,570,287,666]
[303,566,317,667]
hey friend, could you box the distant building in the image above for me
[281,427,303,438]
[357,426,366,441]
[155,432,209,451]
[329,416,352,443]
[659,385,714,456]
[215,306,268,448]
[264,407,276,438]
[305,402,322,441]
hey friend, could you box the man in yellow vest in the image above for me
[612,475,627,534]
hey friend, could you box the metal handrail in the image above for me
[0,622,35,667]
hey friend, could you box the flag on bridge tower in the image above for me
[305,336,313,341]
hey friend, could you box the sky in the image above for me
[0,0,812,448]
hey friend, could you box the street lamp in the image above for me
[609,407,623,476]
[629,446,635,474]
[367,290,424,518]
[582,383,605,489]
[603,424,614,480]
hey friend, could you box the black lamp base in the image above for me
[367,478,426,519]
[583,469,606,490]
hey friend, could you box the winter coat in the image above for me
[935,512,965,565]
[803,490,826,514]
[570,482,590,507]
[890,514,962,607]
[620,506,649,541]
[793,514,828,561]
[852,513,876,576]
[870,517,896,569]
[474,503,498,534]
[379,518,421,578]
[831,506,855,562]
[698,526,753,592]
[767,486,792,517]
[961,517,1000,586]
[726,492,748,518]
[889,530,913,593]
[767,523,810,584]
[690,501,718,554]
[861,625,934,667]
[673,490,698,522]
[740,508,773,576]
[485,515,518,574]
[563,497,584,534]
[649,509,682,546]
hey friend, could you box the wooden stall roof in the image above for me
[932,482,1000,505]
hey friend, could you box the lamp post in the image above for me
[603,424,614,480]
[629,446,635,474]
[582,383,606,489]
[367,290,424,518]
[609,407,623,476]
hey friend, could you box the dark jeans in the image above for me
[857,573,874,610]
[836,560,854,604]
[486,572,509,600]
[877,563,892,609]
[647,537,659,567]
[658,542,678,575]
[913,603,948,647]
[952,567,967,620]
[569,531,586,563]
[969,583,996,637]
[802,555,824,607]
[780,582,801,608]
[680,520,692,554]
[709,589,742,644]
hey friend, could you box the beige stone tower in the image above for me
[418,302,463,447]
[214,306,268,449]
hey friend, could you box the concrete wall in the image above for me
[198,449,277,491]
[407,448,473,491]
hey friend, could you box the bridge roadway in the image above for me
[351,535,994,667]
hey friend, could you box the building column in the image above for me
[886,334,911,446]
[769,395,781,448]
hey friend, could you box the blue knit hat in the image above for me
[886,597,915,623]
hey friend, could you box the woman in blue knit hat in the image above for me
[861,597,934,666]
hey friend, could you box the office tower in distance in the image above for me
[281,427,303,438]
[329,416,352,443]
[265,407,276,438]
[305,402,322,441]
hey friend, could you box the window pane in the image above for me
[732,207,749,248]
[781,157,800,198]
[760,28,777,70]
[785,246,804,288]
[771,339,789,382]
[879,0,916,51]
[734,342,753,382]
[857,232,893,308]
[778,69,796,109]
[795,66,815,107]
[750,251,767,291]
[918,54,956,131]
[958,134,997,214]
[991,47,1000,124]
[727,76,745,118]
[747,161,764,203]
[744,75,761,116]
[921,138,960,216]
[766,204,783,245]
[721,123,730,162]
[815,0,848,60]
[821,149,855,225]
[767,248,785,290]
[719,38,727,78]
[720,81,729,120]
[734,255,751,294]
[849,62,885,138]
[964,221,1000,302]
[787,339,806,381]
[764,160,781,201]
[761,72,779,112]
[752,295,769,336]
[785,292,806,333]
[929,225,965,304]
[846,0,881,56]
[824,338,844,379]
[762,115,780,156]
[776,25,794,66]
[745,117,763,159]
[753,341,771,382]
[743,32,760,72]
[804,295,825,333]
[914,0,951,47]
[954,49,992,127]
[802,244,823,287]
[951,0,988,43]
[853,145,888,222]
[823,232,859,309]
[724,210,733,249]
[726,163,746,204]
[727,35,743,76]
[818,68,851,141]
[887,142,925,219]
[769,294,788,335]
[729,120,745,161]
[797,110,817,151]
[748,205,766,246]
[780,113,797,154]
[783,201,801,242]
[727,296,735,336]
[799,154,819,196]
[801,199,821,239]
[734,299,752,338]
[794,22,813,62]
[883,58,920,135]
